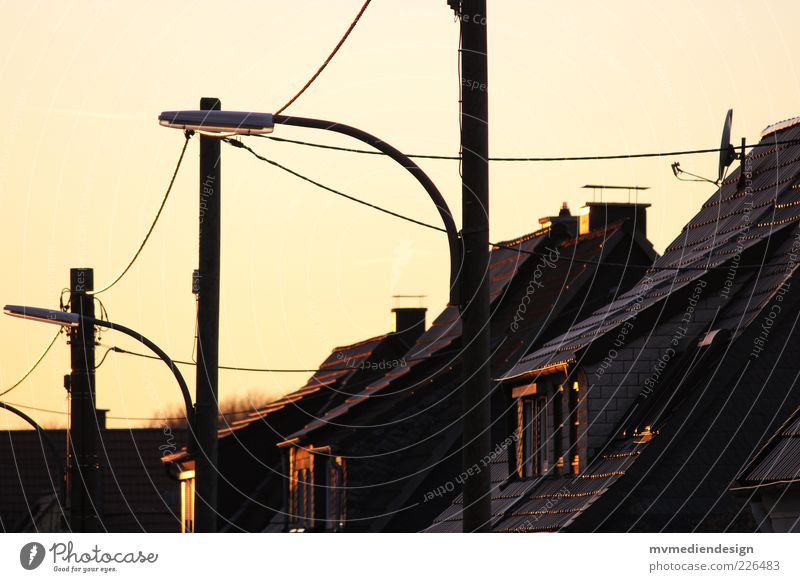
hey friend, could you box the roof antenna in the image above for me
[671,109,742,187]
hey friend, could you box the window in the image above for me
[288,447,347,532]
[326,456,347,532]
[179,469,195,533]
[289,448,314,531]
[517,396,550,478]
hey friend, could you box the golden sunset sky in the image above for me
[2,0,799,429]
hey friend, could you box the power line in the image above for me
[0,400,187,422]
[254,134,460,160]
[225,139,446,233]
[252,133,800,162]
[89,131,193,296]
[0,330,62,398]
[108,345,393,373]
[229,138,797,273]
[275,0,373,115]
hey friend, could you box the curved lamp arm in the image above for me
[273,115,463,306]
[86,318,193,426]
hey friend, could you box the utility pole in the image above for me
[195,97,221,532]
[458,0,492,532]
[68,267,100,532]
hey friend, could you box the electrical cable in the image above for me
[275,0,373,115]
[228,138,796,273]
[0,330,62,398]
[0,400,186,422]
[225,139,446,233]
[109,345,392,373]
[88,131,193,296]
[252,134,800,162]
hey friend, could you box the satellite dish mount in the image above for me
[671,108,745,187]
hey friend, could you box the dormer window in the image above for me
[513,384,552,478]
[520,395,549,477]
[288,446,347,532]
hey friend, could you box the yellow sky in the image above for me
[2,0,800,429]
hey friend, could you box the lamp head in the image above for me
[3,305,80,327]
[158,110,274,137]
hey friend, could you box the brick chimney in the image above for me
[391,307,427,346]
[538,202,578,236]
[578,201,650,237]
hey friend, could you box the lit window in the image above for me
[327,456,347,531]
[289,448,314,531]
[517,396,550,478]
[289,448,347,531]
[179,470,195,533]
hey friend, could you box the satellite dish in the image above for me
[718,109,737,182]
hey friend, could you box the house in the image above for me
[0,417,185,532]
[430,115,800,532]
[264,202,657,532]
[732,403,800,532]
[164,310,427,532]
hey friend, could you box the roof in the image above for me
[736,404,800,487]
[285,228,555,441]
[218,333,391,439]
[427,439,643,532]
[1,428,185,532]
[432,114,800,532]
[502,119,800,381]
[283,219,650,444]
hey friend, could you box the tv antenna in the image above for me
[671,108,744,186]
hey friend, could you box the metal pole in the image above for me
[459,0,491,532]
[68,267,100,532]
[195,97,221,532]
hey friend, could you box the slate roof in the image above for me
[284,230,554,441]
[276,219,656,532]
[428,439,643,532]
[736,403,800,486]
[430,115,800,533]
[286,219,654,445]
[502,117,800,382]
[218,334,392,439]
[1,428,185,532]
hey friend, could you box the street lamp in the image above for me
[158,109,463,303]
[159,105,464,533]
[3,306,194,437]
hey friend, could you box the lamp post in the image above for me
[3,305,195,531]
[3,306,193,425]
[159,106,463,532]
[158,109,463,306]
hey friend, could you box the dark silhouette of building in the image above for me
[431,115,800,532]
[1,420,185,532]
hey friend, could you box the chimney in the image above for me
[578,201,650,237]
[538,202,578,236]
[391,307,427,346]
[95,409,108,431]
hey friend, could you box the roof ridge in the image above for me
[761,115,800,138]
[493,225,549,248]
[329,333,390,353]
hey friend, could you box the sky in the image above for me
[1,0,800,429]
